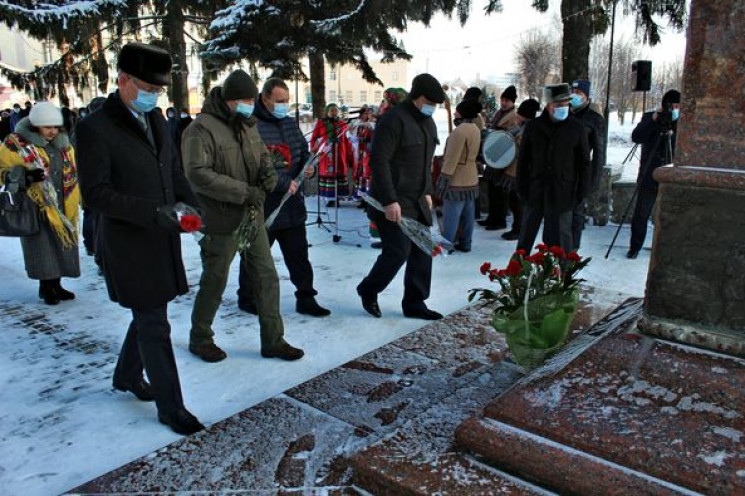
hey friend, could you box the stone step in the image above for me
[353,439,555,496]
[456,417,698,496]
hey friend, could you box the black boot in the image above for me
[296,297,331,317]
[52,278,75,301]
[39,280,60,305]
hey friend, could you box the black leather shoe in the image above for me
[361,296,382,318]
[501,230,520,241]
[485,223,507,231]
[296,297,331,317]
[52,279,75,301]
[261,341,305,361]
[627,249,639,259]
[403,307,444,320]
[113,377,156,402]
[158,408,205,435]
[39,281,60,305]
[477,219,494,227]
[454,244,471,253]
[238,300,258,315]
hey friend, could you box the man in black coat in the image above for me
[76,43,204,435]
[517,83,591,254]
[357,73,445,320]
[236,77,330,317]
[569,78,606,249]
[626,89,680,259]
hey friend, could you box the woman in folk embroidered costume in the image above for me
[310,103,355,205]
[0,101,81,305]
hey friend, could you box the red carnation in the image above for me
[568,251,581,262]
[536,244,549,251]
[527,253,546,265]
[431,245,443,257]
[549,246,565,258]
[506,259,522,277]
[480,262,492,275]
[515,249,527,257]
[180,215,202,233]
[489,269,500,281]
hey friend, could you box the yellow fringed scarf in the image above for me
[0,133,80,249]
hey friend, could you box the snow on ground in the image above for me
[0,113,649,496]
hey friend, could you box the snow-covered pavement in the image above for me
[0,113,650,496]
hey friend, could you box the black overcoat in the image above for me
[517,110,591,213]
[632,111,677,191]
[76,92,199,309]
[369,100,437,225]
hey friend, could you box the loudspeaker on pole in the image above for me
[631,60,652,92]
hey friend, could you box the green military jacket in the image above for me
[181,88,277,234]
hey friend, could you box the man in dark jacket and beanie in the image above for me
[76,42,204,435]
[357,73,446,320]
[570,78,606,249]
[236,77,330,318]
[181,69,304,363]
[481,85,520,231]
[626,89,680,259]
[517,83,591,254]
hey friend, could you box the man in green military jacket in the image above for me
[181,69,304,363]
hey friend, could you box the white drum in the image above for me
[483,130,516,170]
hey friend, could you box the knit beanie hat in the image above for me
[572,79,591,97]
[500,85,517,102]
[463,87,483,101]
[456,99,482,119]
[29,102,63,127]
[662,89,681,110]
[517,98,541,119]
[118,42,172,86]
[222,69,258,101]
[409,73,446,104]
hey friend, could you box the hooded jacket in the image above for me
[181,87,276,235]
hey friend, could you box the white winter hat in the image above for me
[29,102,63,127]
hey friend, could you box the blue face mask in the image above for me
[130,89,159,113]
[420,104,436,117]
[570,93,584,109]
[271,103,289,119]
[552,106,569,121]
[671,108,680,121]
[236,102,254,118]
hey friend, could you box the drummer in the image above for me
[480,85,521,232]
[499,98,541,241]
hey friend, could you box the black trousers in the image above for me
[572,201,586,251]
[357,215,432,311]
[507,189,522,232]
[629,188,658,252]
[238,224,316,304]
[114,305,184,414]
[517,203,574,255]
[484,181,508,226]
[82,207,98,253]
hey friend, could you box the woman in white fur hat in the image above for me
[0,101,81,305]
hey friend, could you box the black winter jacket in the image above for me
[572,103,606,193]
[517,110,591,213]
[369,100,437,225]
[632,111,677,190]
[76,91,200,310]
[255,97,311,230]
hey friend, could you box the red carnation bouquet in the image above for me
[469,245,590,368]
[173,202,203,241]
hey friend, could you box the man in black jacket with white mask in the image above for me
[517,83,591,254]
[357,73,445,321]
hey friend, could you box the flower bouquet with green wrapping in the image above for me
[469,245,590,369]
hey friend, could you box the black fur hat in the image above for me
[117,42,172,86]
[543,83,572,104]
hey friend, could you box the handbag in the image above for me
[0,187,41,237]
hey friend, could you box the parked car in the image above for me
[290,103,314,123]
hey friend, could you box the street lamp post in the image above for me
[603,0,618,156]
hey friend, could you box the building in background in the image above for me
[0,27,50,108]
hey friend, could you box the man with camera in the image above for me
[627,89,680,259]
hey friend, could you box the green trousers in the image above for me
[190,227,284,350]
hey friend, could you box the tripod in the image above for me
[307,133,336,233]
[605,119,674,258]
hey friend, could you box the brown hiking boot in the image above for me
[261,341,304,361]
[189,343,227,363]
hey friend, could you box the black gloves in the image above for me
[25,168,45,186]
[155,204,183,232]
